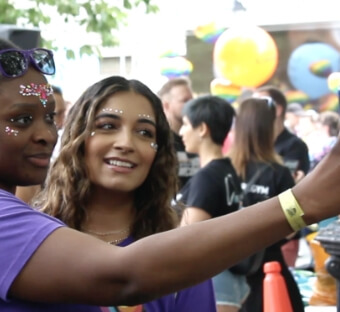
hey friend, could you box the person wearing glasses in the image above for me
[228,97,304,312]
[0,37,340,311]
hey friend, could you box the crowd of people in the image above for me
[0,36,340,311]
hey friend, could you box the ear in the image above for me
[276,105,284,118]
[198,122,210,138]
[162,100,170,113]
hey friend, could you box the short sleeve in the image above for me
[0,190,65,300]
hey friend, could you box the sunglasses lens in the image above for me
[32,49,55,75]
[0,51,26,77]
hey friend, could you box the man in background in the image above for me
[52,85,67,130]
[158,78,200,188]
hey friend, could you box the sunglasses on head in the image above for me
[257,96,275,108]
[0,48,55,78]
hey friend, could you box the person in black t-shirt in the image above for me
[178,95,249,312]
[158,78,200,188]
[253,86,310,268]
[228,96,304,312]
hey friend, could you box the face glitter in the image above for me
[150,142,158,151]
[5,126,19,136]
[19,83,54,107]
[102,108,123,114]
[138,113,152,119]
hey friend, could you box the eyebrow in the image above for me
[11,100,56,109]
[95,113,156,127]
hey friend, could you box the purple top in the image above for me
[107,237,217,312]
[0,189,216,311]
[0,189,101,311]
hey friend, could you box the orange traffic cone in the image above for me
[263,261,293,312]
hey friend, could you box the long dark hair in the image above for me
[228,97,282,179]
[36,76,179,239]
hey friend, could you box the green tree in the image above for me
[0,0,158,58]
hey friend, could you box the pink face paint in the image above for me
[5,126,19,136]
[19,83,54,107]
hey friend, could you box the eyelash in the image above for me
[10,112,56,126]
[95,122,155,139]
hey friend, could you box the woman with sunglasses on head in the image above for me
[1,37,340,311]
[228,97,304,312]
[33,76,216,312]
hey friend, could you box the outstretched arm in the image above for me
[10,136,340,307]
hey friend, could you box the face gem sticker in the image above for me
[5,126,19,136]
[19,83,54,107]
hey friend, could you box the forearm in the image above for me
[124,197,291,300]
[11,142,340,306]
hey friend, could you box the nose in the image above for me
[179,125,184,137]
[32,120,58,147]
[112,128,135,152]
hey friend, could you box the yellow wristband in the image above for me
[278,189,307,231]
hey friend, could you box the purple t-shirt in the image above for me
[108,237,217,312]
[0,189,216,311]
[0,189,102,311]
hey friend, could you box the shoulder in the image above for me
[276,129,308,150]
[0,190,65,301]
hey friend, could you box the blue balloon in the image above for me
[287,42,340,99]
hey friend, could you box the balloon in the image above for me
[284,90,309,105]
[160,50,180,58]
[213,25,278,87]
[319,93,339,112]
[309,60,332,78]
[194,22,225,44]
[210,78,241,103]
[327,72,340,93]
[159,56,193,79]
[287,42,340,99]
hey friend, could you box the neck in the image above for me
[199,142,224,167]
[81,187,135,241]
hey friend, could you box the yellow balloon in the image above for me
[213,26,278,87]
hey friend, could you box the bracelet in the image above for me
[278,189,307,231]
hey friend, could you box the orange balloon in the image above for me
[213,26,278,87]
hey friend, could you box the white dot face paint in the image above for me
[91,131,96,137]
[138,114,152,119]
[102,108,123,114]
[5,126,19,136]
[150,142,158,151]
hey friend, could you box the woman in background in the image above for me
[228,97,304,312]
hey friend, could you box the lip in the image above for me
[26,153,52,168]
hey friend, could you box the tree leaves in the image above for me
[0,0,158,58]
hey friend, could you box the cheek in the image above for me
[140,144,157,168]
[84,138,100,168]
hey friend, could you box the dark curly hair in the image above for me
[36,76,179,239]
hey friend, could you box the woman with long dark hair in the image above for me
[228,97,304,312]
